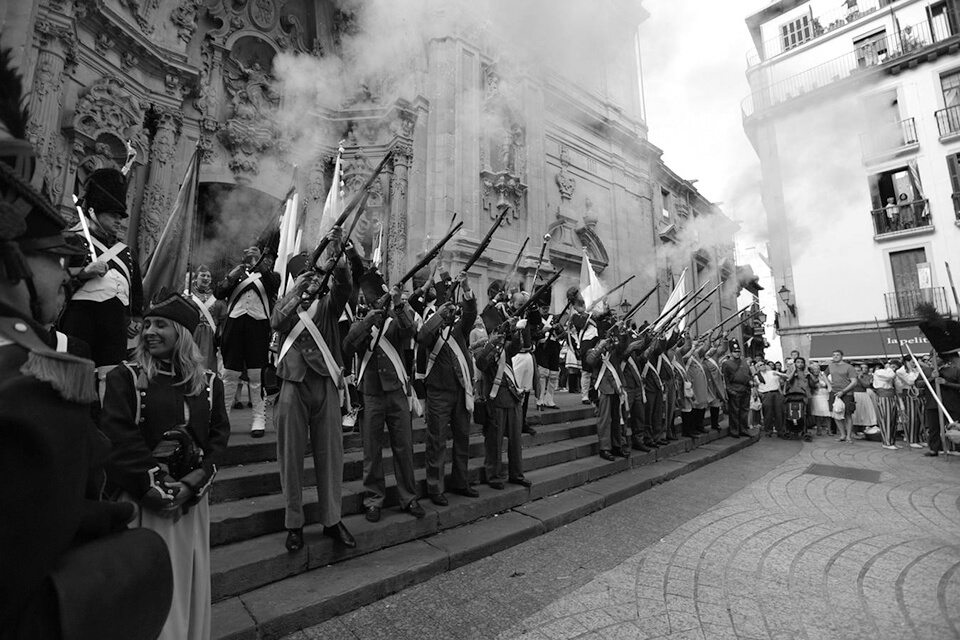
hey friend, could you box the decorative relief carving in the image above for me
[555,145,576,201]
[170,0,201,43]
[94,33,114,54]
[149,108,183,165]
[249,0,278,30]
[121,51,139,70]
[74,76,145,143]
[139,183,168,258]
[35,19,78,67]
[119,0,160,34]
[219,57,279,181]
[479,64,526,223]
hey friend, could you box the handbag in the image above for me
[749,395,761,411]
[472,399,489,426]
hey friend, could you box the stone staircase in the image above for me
[210,396,758,640]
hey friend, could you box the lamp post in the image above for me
[619,299,631,318]
[778,285,797,316]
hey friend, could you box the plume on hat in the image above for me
[915,301,960,356]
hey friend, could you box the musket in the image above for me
[653,280,709,329]
[306,149,393,272]
[688,302,713,333]
[445,205,511,302]
[301,191,370,303]
[512,269,564,319]
[503,237,529,290]
[586,274,636,313]
[617,283,661,328]
[531,232,551,284]
[725,308,762,334]
[708,305,750,338]
[397,219,464,288]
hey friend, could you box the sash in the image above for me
[424,326,474,411]
[89,236,131,286]
[489,350,518,399]
[644,361,663,389]
[594,354,623,393]
[190,293,218,331]
[277,300,344,401]
[55,331,68,353]
[627,357,646,403]
[578,319,596,343]
[339,303,355,323]
[227,272,270,316]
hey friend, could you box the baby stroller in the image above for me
[783,391,811,442]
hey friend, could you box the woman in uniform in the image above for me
[100,291,231,640]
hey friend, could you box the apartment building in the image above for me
[743,0,960,359]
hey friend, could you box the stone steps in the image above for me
[210,428,760,640]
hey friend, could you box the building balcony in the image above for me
[746,0,884,67]
[935,105,960,140]
[860,117,918,162]
[743,16,958,120]
[870,198,933,240]
[884,287,950,322]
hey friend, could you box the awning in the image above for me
[808,326,931,361]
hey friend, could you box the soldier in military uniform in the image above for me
[0,47,171,640]
[343,270,424,522]
[60,167,143,392]
[417,272,479,506]
[271,227,356,553]
[215,246,281,437]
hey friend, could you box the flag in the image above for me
[143,147,199,301]
[579,249,606,310]
[371,222,383,268]
[654,267,688,332]
[275,190,300,296]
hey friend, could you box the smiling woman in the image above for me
[100,290,231,640]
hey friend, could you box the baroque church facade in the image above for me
[2,0,738,320]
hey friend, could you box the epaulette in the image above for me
[0,316,97,403]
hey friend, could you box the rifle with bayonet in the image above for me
[503,237,529,290]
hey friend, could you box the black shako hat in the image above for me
[916,302,960,356]
[145,288,200,333]
[81,167,129,218]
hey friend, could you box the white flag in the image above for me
[580,250,606,310]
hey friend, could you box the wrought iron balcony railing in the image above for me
[743,17,956,119]
[870,198,932,237]
[935,105,960,138]
[860,117,918,159]
[884,287,950,321]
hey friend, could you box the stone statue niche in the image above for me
[480,66,527,223]
[219,37,280,183]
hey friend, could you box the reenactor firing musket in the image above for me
[444,205,511,302]
[491,270,563,334]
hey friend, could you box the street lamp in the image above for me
[619,299,631,317]
[778,285,797,316]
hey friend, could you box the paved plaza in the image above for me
[286,437,960,640]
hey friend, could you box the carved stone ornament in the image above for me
[119,0,161,35]
[480,170,527,224]
[34,19,78,68]
[171,0,201,43]
[73,76,146,145]
[219,57,279,181]
[150,108,183,165]
[555,146,576,201]
[249,0,278,30]
[94,33,114,54]
[121,51,140,70]
[206,0,311,53]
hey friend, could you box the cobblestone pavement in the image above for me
[498,439,960,640]
[285,436,960,640]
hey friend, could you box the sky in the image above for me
[640,0,784,359]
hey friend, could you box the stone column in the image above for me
[29,19,76,208]
[137,108,183,261]
[386,142,411,284]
